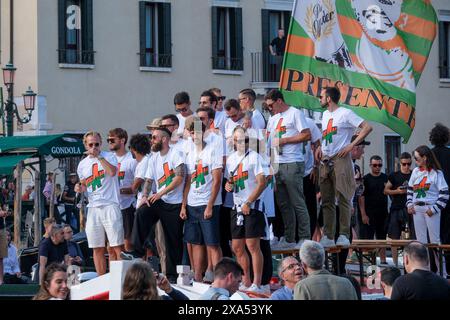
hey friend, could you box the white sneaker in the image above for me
[295,239,308,250]
[270,236,279,247]
[320,236,336,248]
[203,270,214,283]
[259,284,271,295]
[272,238,289,250]
[336,235,350,247]
[239,282,250,291]
[246,284,266,294]
[274,238,297,250]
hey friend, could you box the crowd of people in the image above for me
[1,86,449,301]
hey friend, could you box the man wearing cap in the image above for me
[316,87,372,248]
[62,173,80,233]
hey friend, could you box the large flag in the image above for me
[280,0,437,142]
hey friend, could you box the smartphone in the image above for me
[147,256,161,273]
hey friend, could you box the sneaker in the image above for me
[336,235,350,247]
[320,236,336,248]
[259,284,271,295]
[203,270,214,283]
[295,238,308,250]
[239,282,250,291]
[270,236,279,247]
[273,238,297,250]
[246,284,267,295]
[120,251,140,260]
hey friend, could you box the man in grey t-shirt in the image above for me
[200,258,243,300]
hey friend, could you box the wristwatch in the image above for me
[244,201,252,208]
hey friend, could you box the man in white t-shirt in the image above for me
[180,118,223,283]
[76,131,124,276]
[107,128,137,253]
[316,87,372,247]
[174,91,194,136]
[225,126,269,294]
[265,89,312,250]
[199,90,226,135]
[224,99,247,154]
[239,88,267,132]
[128,134,152,210]
[131,127,185,281]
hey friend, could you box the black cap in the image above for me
[351,135,370,146]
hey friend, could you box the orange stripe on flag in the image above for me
[286,34,315,57]
[409,51,427,73]
[395,13,437,42]
[338,15,362,39]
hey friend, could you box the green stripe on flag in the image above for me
[402,0,438,24]
[283,54,416,106]
[397,30,434,57]
[290,18,311,39]
[342,34,358,55]
[336,0,357,19]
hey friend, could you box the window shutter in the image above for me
[211,6,218,69]
[438,22,448,79]
[235,7,243,71]
[139,1,146,67]
[261,9,270,81]
[161,3,172,67]
[58,0,67,63]
[82,0,94,64]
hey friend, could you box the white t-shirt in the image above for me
[214,110,227,136]
[267,107,309,163]
[304,117,322,176]
[204,131,226,159]
[77,151,120,208]
[115,152,137,210]
[225,150,269,210]
[146,148,185,204]
[225,117,245,155]
[250,108,267,130]
[186,142,223,207]
[177,113,187,135]
[135,154,151,208]
[321,107,364,157]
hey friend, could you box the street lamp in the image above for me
[0,62,37,136]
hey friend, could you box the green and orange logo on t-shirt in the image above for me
[275,118,287,138]
[413,177,431,199]
[322,119,337,145]
[232,163,249,192]
[86,163,105,191]
[158,163,175,188]
[191,160,209,188]
[117,163,125,182]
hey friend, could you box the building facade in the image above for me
[0,0,449,176]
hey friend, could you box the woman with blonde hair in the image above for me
[122,262,189,300]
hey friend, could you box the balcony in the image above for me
[139,52,172,69]
[58,49,95,66]
[251,52,282,90]
[212,56,243,72]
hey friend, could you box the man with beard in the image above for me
[316,87,372,248]
[76,131,124,275]
[107,128,137,253]
[131,128,185,282]
[199,90,226,135]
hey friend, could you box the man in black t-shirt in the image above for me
[38,224,70,284]
[391,242,450,300]
[359,155,388,263]
[269,29,286,81]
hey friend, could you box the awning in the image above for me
[0,134,84,158]
[0,154,32,176]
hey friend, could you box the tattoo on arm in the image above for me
[142,179,153,196]
[175,164,185,177]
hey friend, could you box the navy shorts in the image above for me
[184,205,221,246]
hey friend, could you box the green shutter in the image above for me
[58,0,67,63]
[235,7,243,71]
[211,6,218,69]
[261,9,270,80]
[160,3,172,67]
[139,1,146,66]
[82,0,94,64]
[438,21,448,78]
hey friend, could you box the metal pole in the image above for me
[13,160,22,248]
[33,172,41,246]
[6,86,13,137]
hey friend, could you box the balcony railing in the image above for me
[212,56,243,71]
[58,49,95,65]
[251,52,283,83]
[139,52,172,68]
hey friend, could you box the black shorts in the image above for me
[387,208,408,240]
[122,205,135,239]
[230,209,266,239]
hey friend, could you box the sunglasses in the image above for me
[401,162,412,166]
[282,263,301,273]
[218,96,226,101]
[161,123,176,128]
[371,164,383,168]
[107,138,117,144]
[88,143,100,148]
[175,107,188,113]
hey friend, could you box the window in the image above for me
[58,0,94,65]
[385,135,401,175]
[439,18,450,79]
[139,2,172,68]
[211,6,243,71]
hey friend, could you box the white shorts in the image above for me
[86,204,124,248]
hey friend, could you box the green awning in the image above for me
[0,134,84,158]
[0,154,32,175]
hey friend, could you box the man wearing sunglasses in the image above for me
[76,131,124,276]
[359,155,389,263]
[200,90,226,135]
[384,152,414,264]
[108,128,137,253]
[174,91,193,136]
